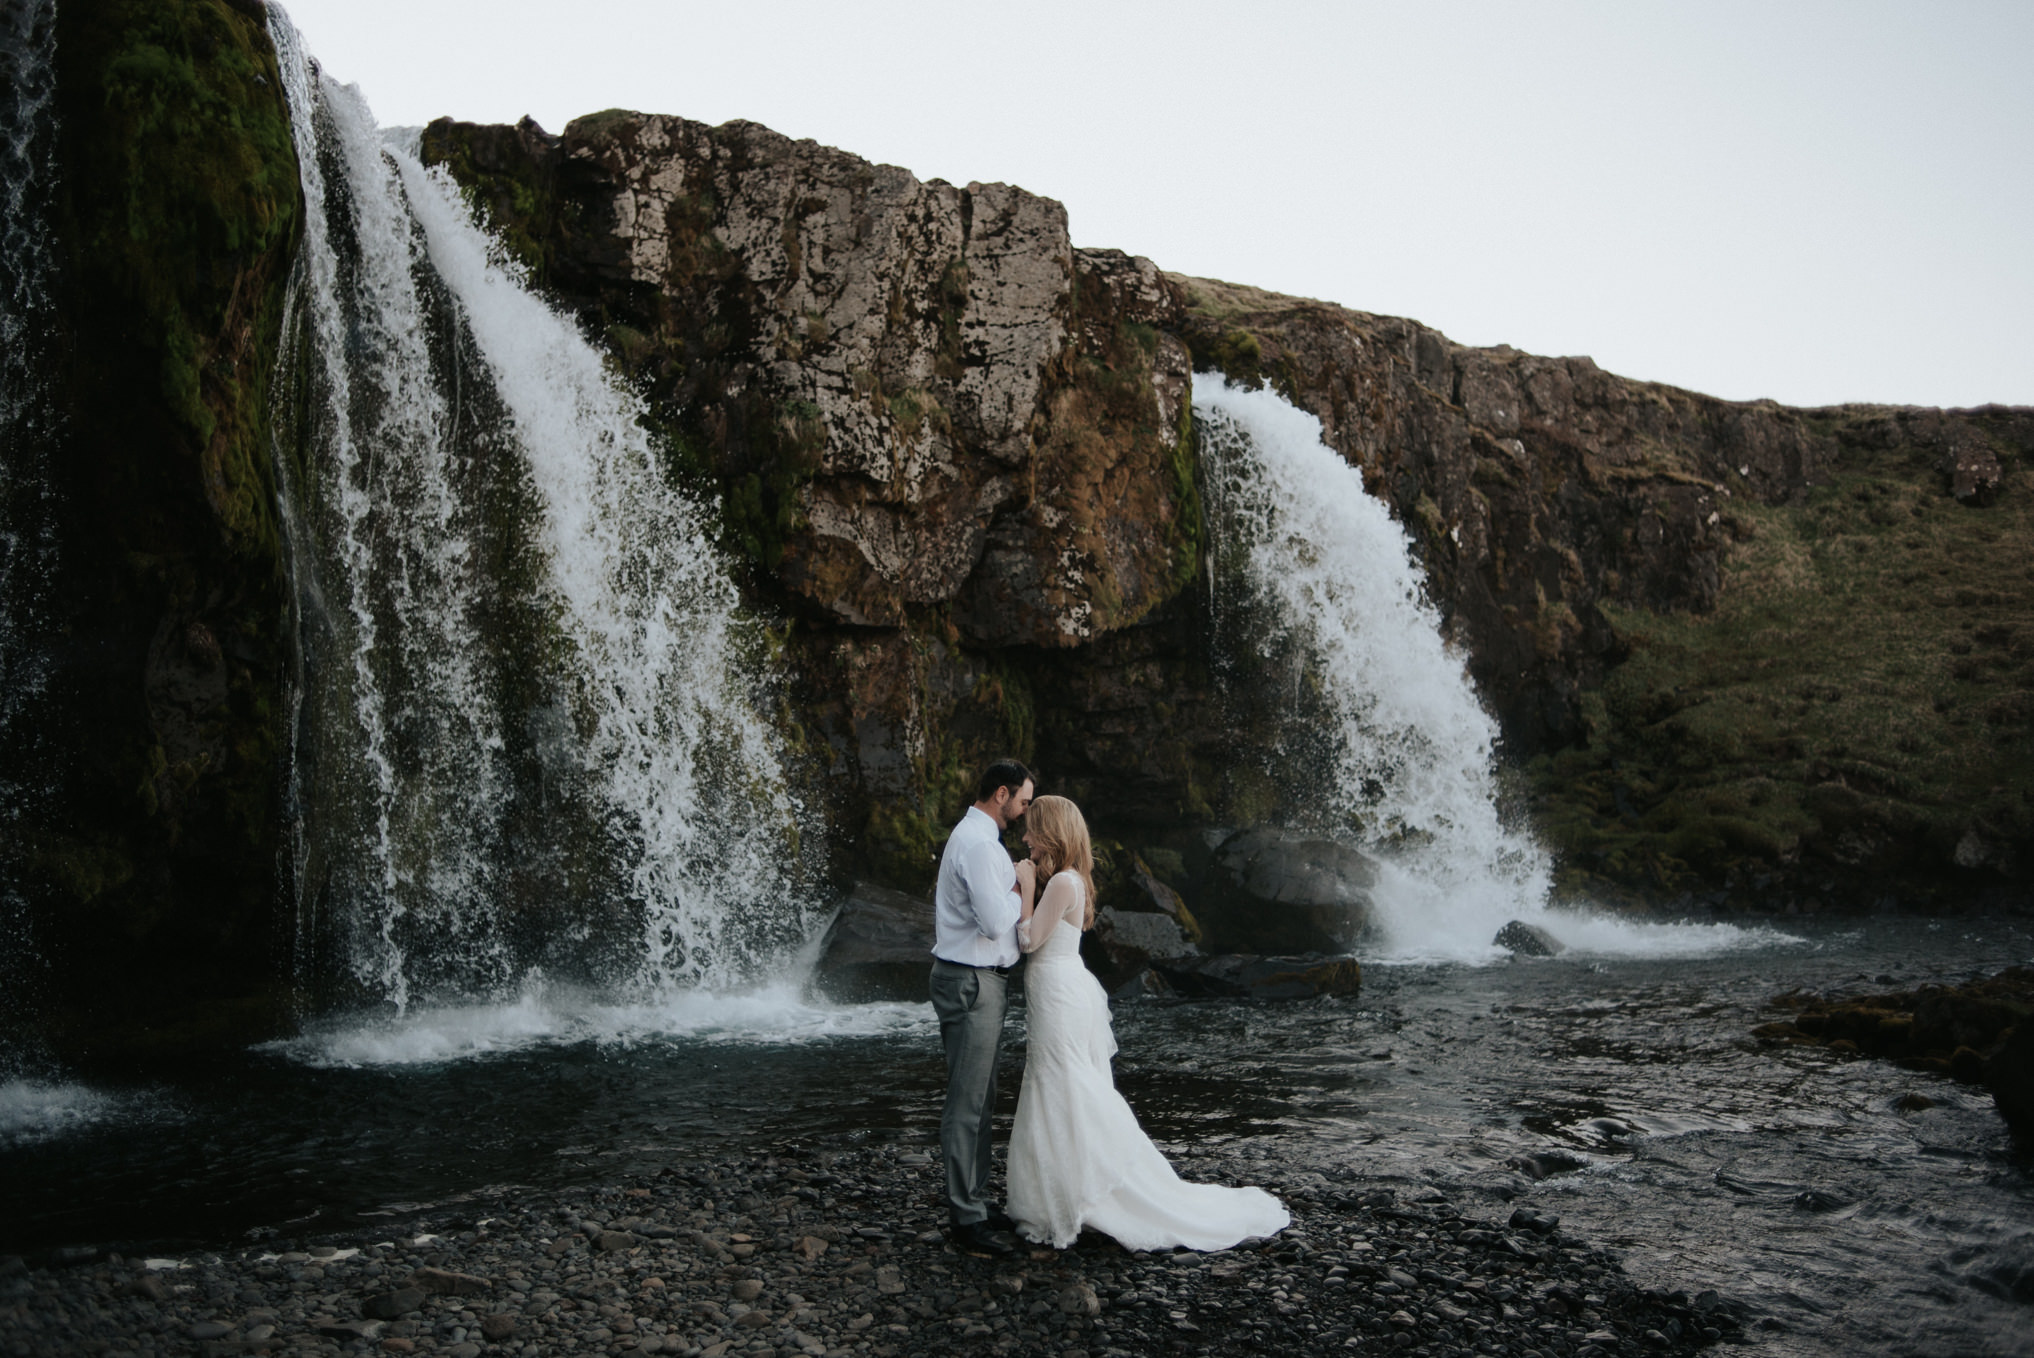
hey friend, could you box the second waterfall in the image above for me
[271,21,822,1014]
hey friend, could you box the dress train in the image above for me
[1006,872,1288,1251]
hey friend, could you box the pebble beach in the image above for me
[1,1144,1740,1358]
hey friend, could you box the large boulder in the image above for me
[1083,905,1198,994]
[1151,954,1361,1001]
[1988,1023,2034,1140]
[1193,828,1376,953]
[1494,920,1566,957]
[809,882,936,1002]
[1079,850,1203,990]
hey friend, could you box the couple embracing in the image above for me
[928,759,1290,1257]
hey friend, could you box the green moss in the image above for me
[418,119,555,282]
[1531,444,2034,897]
[885,388,951,443]
[1191,328,1265,389]
[934,258,970,382]
[68,0,300,565]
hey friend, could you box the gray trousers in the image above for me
[929,957,1010,1226]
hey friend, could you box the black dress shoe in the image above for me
[983,1208,1019,1232]
[953,1221,1018,1256]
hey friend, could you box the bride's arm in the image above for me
[1013,858,1038,948]
[1019,873,1076,954]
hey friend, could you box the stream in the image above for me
[4,914,2029,1356]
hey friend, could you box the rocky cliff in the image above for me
[9,5,2028,1064]
[423,110,2032,913]
[5,0,301,1053]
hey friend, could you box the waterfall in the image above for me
[0,0,61,1059]
[1195,376,1554,959]
[269,13,822,1019]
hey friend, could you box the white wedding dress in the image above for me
[1006,871,1290,1251]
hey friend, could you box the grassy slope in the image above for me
[1531,425,2033,904]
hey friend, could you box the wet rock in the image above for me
[809,882,936,1002]
[591,1228,638,1252]
[1990,1021,2034,1138]
[1510,1151,1590,1181]
[1510,1207,1562,1235]
[1084,903,1199,991]
[1763,966,2034,1135]
[1495,919,1566,956]
[363,1287,426,1319]
[1151,953,1362,1000]
[316,1318,384,1341]
[1196,829,1376,952]
[0,1147,1740,1358]
[1056,1281,1101,1315]
[1894,1092,1937,1112]
[408,1266,490,1295]
[1126,851,1202,935]
[188,1320,234,1339]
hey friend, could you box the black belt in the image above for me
[938,957,1017,977]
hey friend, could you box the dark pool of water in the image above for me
[4,916,2031,1356]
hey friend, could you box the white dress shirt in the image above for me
[932,806,1022,968]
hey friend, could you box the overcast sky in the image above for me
[276,0,2031,410]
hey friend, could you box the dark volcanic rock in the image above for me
[11,0,304,1058]
[1757,966,2034,1135]
[1083,904,1198,993]
[1195,828,1376,953]
[809,882,936,1002]
[1990,1021,2034,1139]
[1152,953,1361,1000]
[0,1144,1738,1358]
[1495,919,1567,956]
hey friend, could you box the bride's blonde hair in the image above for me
[1024,795,1096,929]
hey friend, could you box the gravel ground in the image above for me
[0,1145,1744,1358]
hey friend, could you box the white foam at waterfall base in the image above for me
[1193,376,1800,964]
[266,982,935,1069]
[0,1079,159,1147]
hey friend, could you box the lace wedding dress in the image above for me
[1006,871,1290,1251]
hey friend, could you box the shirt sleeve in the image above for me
[1021,873,1081,953]
[961,834,1021,939]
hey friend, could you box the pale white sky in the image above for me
[276,0,2032,410]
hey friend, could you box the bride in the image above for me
[1006,795,1290,1251]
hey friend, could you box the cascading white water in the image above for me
[0,0,61,1058]
[1195,376,1551,959]
[1195,376,1787,962]
[269,11,820,1020]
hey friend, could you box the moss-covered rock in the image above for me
[1754,967,2034,1133]
[14,0,302,1059]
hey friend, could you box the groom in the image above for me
[929,758,1036,1256]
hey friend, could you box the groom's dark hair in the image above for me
[975,758,1034,804]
